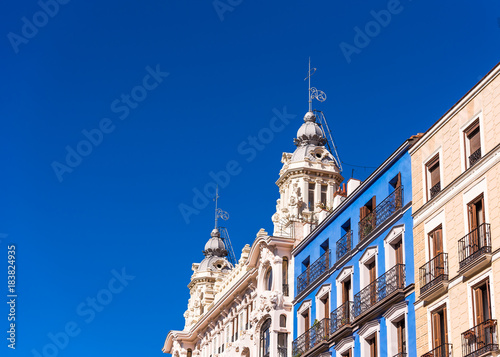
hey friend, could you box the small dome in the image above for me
[304,111,316,122]
[203,228,228,258]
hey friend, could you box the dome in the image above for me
[294,111,326,147]
[198,256,233,272]
[202,228,228,258]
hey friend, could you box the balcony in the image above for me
[469,148,482,168]
[430,182,441,200]
[330,301,354,336]
[462,320,498,357]
[419,253,449,300]
[336,230,353,261]
[359,186,403,241]
[283,283,289,297]
[278,346,287,357]
[297,250,330,295]
[458,223,492,277]
[421,344,453,357]
[292,318,330,357]
[354,264,406,318]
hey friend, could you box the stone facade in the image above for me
[410,63,500,357]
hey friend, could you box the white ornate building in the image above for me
[163,110,345,357]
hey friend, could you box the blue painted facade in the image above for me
[292,139,417,357]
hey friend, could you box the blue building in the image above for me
[291,136,420,357]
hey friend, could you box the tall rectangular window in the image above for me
[464,119,481,168]
[321,184,328,207]
[426,155,441,200]
[431,307,448,349]
[368,335,377,357]
[396,319,406,355]
[472,279,492,325]
[308,183,315,210]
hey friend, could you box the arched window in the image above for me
[280,314,286,328]
[260,319,271,357]
[265,267,273,291]
[187,349,192,357]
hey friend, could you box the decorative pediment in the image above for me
[359,246,378,265]
[297,299,312,315]
[316,284,331,298]
[337,266,353,283]
[384,224,405,245]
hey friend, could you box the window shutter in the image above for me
[432,311,441,348]
[474,287,484,325]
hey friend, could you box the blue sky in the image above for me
[1,0,500,356]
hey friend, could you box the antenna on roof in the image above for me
[313,110,343,173]
[213,186,237,266]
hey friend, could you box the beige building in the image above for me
[410,63,500,357]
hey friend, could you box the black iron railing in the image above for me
[462,320,498,357]
[330,301,354,334]
[283,283,289,297]
[292,318,330,357]
[419,253,448,294]
[393,353,407,357]
[278,346,287,357]
[354,264,405,317]
[359,186,403,241]
[458,223,491,270]
[430,182,441,200]
[337,230,353,261]
[421,343,453,357]
[469,148,482,168]
[297,250,330,294]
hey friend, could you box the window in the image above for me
[428,226,444,259]
[360,196,376,239]
[316,286,331,321]
[265,267,273,291]
[472,278,492,325]
[367,261,377,304]
[341,349,353,357]
[468,194,485,232]
[308,183,315,210]
[464,119,482,168]
[320,239,329,255]
[390,172,403,209]
[282,257,289,296]
[431,306,448,350]
[278,332,288,357]
[187,349,192,357]
[368,335,377,357]
[321,184,328,206]
[395,319,406,356]
[280,314,287,328]
[260,319,271,357]
[426,155,441,200]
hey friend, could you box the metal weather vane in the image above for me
[305,57,327,112]
[214,185,229,229]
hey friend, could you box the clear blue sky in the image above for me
[1,0,500,356]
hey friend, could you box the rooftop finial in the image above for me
[304,58,327,112]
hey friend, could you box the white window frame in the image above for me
[297,300,312,336]
[336,266,354,307]
[315,284,332,321]
[359,246,378,290]
[466,269,496,328]
[384,301,409,357]
[423,210,447,262]
[358,320,380,357]
[422,147,444,203]
[462,177,490,235]
[460,111,485,172]
[335,336,355,357]
[384,224,405,270]
[426,297,451,349]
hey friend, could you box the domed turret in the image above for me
[198,228,232,272]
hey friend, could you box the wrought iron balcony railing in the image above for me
[283,283,289,297]
[469,148,482,168]
[358,186,403,241]
[354,264,406,317]
[430,182,441,200]
[330,301,354,335]
[292,318,330,357]
[393,353,407,357]
[421,343,453,357]
[297,250,330,294]
[336,230,353,261]
[278,346,287,357]
[458,223,491,270]
[462,319,498,357]
[419,252,448,294]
